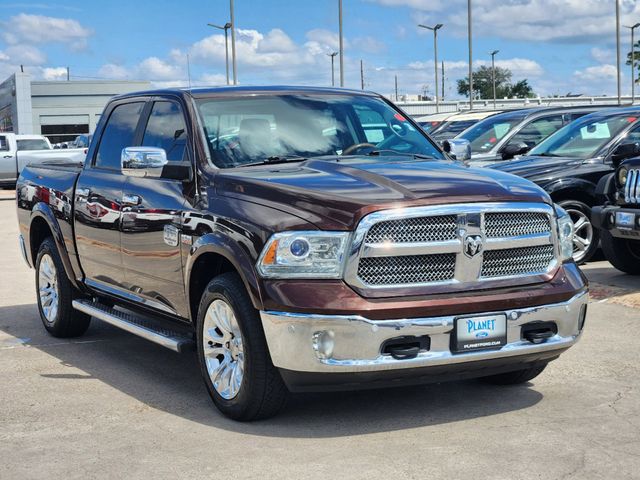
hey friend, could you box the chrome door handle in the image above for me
[122,193,141,206]
[3,155,12,158]
[76,188,90,197]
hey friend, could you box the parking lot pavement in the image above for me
[1,201,639,480]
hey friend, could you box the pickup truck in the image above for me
[16,86,589,421]
[0,132,86,187]
[592,148,640,274]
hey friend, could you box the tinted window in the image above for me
[16,139,50,150]
[508,115,564,149]
[0,136,7,151]
[95,102,144,169]
[141,101,187,163]
[459,111,528,153]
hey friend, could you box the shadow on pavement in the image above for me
[0,303,544,437]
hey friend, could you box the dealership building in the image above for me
[0,72,150,144]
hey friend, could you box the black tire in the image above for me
[480,363,548,385]
[35,237,91,337]
[196,273,288,421]
[558,200,599,264]
[600,230,640,275]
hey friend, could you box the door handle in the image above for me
[122,193,141,206]
[76,188,90,197]
[3,155,12,158]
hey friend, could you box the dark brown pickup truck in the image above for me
[16,86,588,420]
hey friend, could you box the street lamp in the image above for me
[230,0,237,85]
[327,52,338,87]
[418,23,444,113]
[625,23,640,102]
[490,49,499,108]
[616,0,621,105]
[338,0,344,87]
[207,22,232,85]
[468,0,473,109]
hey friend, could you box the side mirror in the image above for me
[610,141,640,168]
[501,142,530,160]
[121,146,168,178]
[442,138,471,161]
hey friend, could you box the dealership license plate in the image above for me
[616,212,636,229]
[454,314,507,352]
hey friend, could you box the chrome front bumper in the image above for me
[260,290,588,374]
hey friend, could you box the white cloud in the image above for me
[1,13,92,50]
[4,45,46,65]
[41,67,67,80]
[574,64,618,82]
[591,47,615,64]
[352,36,386,54]
[365,0,448,11]
[475,58,544,78]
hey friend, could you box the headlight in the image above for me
[618,167,628,186]
[257,231,349,278]
[555,205,574,262]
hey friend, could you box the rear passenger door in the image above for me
[120,99,191,318]
[75,100,145,293]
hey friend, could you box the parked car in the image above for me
[431,110,504,143]
[490,107,640,263]
[456,106,612,166]
[72,134,93,149]
[592,145,640,274]
[17,86,587,421]
[414,111,457,133]
[0,132,87,187]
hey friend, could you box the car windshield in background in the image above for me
[195,94,444,168]
[432,120,478,141]
[529,114,638,159]
[459,111,528,153]
[16,139,50,151]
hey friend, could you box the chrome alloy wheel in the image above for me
[202,299,245,400]
[566,207,594,263]
[38,253,59,323]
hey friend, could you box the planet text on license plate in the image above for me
[455,314,507,352]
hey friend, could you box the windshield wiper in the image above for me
[365,150,436,160]
[236,155,307,167]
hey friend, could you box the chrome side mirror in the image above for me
[121,147,168,178]
[442,138,471,161]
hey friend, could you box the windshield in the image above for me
[529,114,637,159]
[459,111,528,154]
[432,120,478,142]
[195,94,444,168]
[16,139,50,151]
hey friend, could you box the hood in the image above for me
[216,157,552,230]
[489,155,588,183]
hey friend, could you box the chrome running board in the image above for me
[72,299,194,353]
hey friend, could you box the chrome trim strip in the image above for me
[260,290,588,373]
[72,300,183,352]
[344,202,559,297]
[84,278,178,315]
[18,234,30,268]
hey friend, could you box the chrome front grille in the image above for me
[358,254,456,285]
[346,203,558,294]
[364,215,457,243]
[484,212,551,238]
[481,245,555,278]
[624,169,640,204]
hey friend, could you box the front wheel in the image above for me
[480,363,548,385]
[558,200,599,264]
[196,273,288,421]
[600,230,640,275]
[35,238,91,337]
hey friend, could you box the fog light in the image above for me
[312,330,335,359]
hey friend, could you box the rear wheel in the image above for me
[196,273,288,421]
[35,238,91,337]
[480,363,548,385]
[558,200,599,264]
[600,230,640,275]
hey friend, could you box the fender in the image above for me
[542,178,597,202]
[595,173,616,204]
[184,230,264,314]
[29,203,83,290]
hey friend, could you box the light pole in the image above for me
[616,0,621,105]
[327,51,338,86]
[490,49,499,108]
[625,23,640,102]
[230,0,237,85]
[207,22,232,85]
[418,23,444,113]
[338,0,344,87]
[468,0,473,108]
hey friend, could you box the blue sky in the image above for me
[1,0,639,98]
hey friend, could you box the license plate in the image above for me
[616,212,636,229]
[454,314,507,352]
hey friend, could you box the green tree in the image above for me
[625,39,640,84]
[457,65,536,99]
